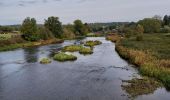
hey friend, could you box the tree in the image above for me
[36,27,54,40]
[44,16,63,38]
[21,17,38,41]
[74,19,87,36]
[163,15,170,26]
[136,24,144,41]
[138,18,161,33]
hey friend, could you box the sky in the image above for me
[0,0,170,25]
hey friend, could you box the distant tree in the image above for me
[163,15,170,26]
[136,24,144,41]
[21,17,38,41]
[138,18,161,33]
[0,26,14,33]
[123,27,134,38]
[74,19,87,36]
[44,16,63,38]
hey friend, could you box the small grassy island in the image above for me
[62,45,83,52]
[121,77,162,98]
[62,45,94,55]
[53,52,77,61]
[40,58,52,64]
[84,40,102,47]
[79,47,93,55]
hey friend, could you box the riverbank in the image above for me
[107,34,170,89]
[0,38,63,52]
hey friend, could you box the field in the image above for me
[109,33,170,89]
[121,33,170,59]
[0,34,12,40]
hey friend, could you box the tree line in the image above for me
[121,15,170,41]
[20,16,91,41]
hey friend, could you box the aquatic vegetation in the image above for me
[40,58,52,64]
[121,77,162,98]
[53,52,77,61]
[62,45,93,55]
[62,45,83,52]
[84,40,102,47]
[79,47,93,55]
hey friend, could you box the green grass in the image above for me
[79,47,93,55]
[113,33,170,89]
[53,52,77,61]
[121,77,162,98]
[84,40,102,47]
[62,45,93,55]
[121,33,170,59]
[0,34,12,40]
[40,58,52,64]
[62,45,83,52]
[0,43,23,51]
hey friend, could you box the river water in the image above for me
[0,37,169,100]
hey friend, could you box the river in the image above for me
[0,37,169,100]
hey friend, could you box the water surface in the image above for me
[0,37,169,100]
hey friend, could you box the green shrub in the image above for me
[40,58,51,64]
[53,52,77,61]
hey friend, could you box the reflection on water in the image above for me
[0,37,169,100]
[24,48,39,63]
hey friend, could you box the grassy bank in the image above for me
[0,39,63,52]
[107,33,170,89]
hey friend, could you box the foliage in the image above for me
[44,16,63,38]
[110,33,170,89]
[53,52,77,61]
[79,47,93,55]
[163,15,170,26]
[62,27,76,39]
[74,19,88,36]
[121,33,170,59]
[106,34,120,43]
[0,26,14,33]
[40,58,52,64]
[123,27,135,38]
[62,45,83,52]
[0,34,12,40]
[37,27,54,40]
[21,17,38,41]
[84,40,102,47]
[122,77,162,98]
[138,18,161,33]
[136,24,144,41]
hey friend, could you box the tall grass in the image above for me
[107,34,170,89]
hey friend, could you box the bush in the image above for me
[37,27,54,40]
[53,52,77,61]
[40,58,52,64]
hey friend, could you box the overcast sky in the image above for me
[0,0,170,25]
